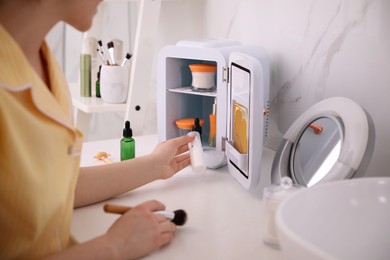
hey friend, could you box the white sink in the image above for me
[276,177,390,260]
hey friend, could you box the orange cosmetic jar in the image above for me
[189,64,217,90]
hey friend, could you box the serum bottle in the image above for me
[96,65,101,98]
[80,53,91,97]
[120,121,135,161]
[208,98,217,147]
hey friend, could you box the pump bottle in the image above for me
[120,121,135,161]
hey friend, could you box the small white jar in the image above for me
[263,177,303,249]
[100,65,130,104]
[189,64,217,91]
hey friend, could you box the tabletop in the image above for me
[71,135,284,259]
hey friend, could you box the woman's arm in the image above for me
[74,135,194,208]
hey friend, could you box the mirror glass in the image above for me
[291,117,342,187]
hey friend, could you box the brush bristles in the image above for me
[107,41,114,49]
[172,209,187,226]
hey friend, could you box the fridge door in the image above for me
[226,51,269,190]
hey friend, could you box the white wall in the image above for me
[48,0,390,178]
[47,0,205,140]
[199,0,389,178]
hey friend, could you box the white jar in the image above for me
[189,64,217,91]
[100,65,130,104]
[263,177,303,249]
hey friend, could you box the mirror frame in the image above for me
[271,97,374,186]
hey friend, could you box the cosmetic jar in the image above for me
[263,177,303,249]
[189,64,217,91]
[175,118,204,136]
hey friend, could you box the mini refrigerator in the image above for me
[157,39,270,190]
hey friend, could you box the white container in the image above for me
[100,65,130,104]
[188,131,206,172]
[263,177,302,248]
[189,64,217,90]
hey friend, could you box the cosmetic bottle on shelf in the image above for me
[80,53,91,97]
[208,98,217,147]
[120,121,135,161]
[96,65,101,98]
[192,118,202,141]
[80,37,97,97]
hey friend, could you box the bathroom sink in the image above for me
[276,177,390,260]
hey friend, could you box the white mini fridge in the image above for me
[157,39,270,190]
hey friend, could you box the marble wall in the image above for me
[199,0,390,178]
[48,0,390,178]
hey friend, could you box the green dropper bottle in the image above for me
[120,121,135,161]
[96,65,101,98]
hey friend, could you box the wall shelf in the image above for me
[70,83,126,113]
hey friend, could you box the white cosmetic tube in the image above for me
[188,131,206,172]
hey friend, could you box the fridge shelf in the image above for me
[167,86,217,97]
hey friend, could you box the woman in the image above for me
[0,0,194,258]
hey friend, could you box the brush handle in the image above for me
[103,204,174,220]
[104,204,132,214]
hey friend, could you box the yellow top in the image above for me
[0,24,83,258]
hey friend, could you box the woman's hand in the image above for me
[105,200,176,259]
[151,135,194,179]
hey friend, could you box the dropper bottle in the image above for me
[120,121,135,161]
[192,117,202,141]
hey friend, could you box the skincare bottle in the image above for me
[188,131,206,172]
[192,118,202,140]
[120,121,135,161]
[80,53,91,97]
[80,37,97,97]
[208,98,217,147]
[96,65,101,98]
[263,177,302,248]
[89,38,98,97]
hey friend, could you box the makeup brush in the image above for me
[96,48,106,64]
[121,53,132,66]
[107,41,116,65]
[97,40,110,65]
[103,204,188,226]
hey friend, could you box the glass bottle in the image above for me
[192,117,202,141]
[96,65,101,98]
[208,98,217,147]
[120,121,135,161]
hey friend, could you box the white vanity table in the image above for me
[71,135,284,259]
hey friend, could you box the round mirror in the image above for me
[271,97,374,187]
[291,117,342,187]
